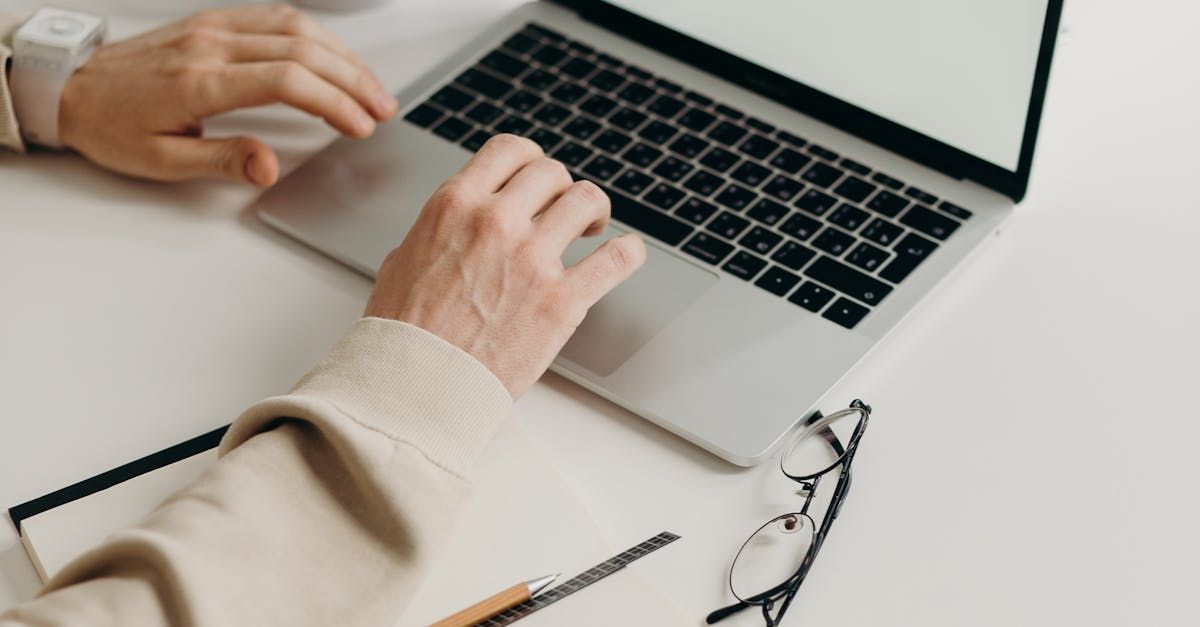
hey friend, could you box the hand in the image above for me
[58,4,397,186]
[364,135,647,398]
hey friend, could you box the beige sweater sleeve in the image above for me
[0,318,513,626]
[1,14,26,152]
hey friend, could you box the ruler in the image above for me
[474,531,682,626]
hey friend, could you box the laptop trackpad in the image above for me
[559,229,717,377]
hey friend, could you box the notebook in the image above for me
[9,421,687,626]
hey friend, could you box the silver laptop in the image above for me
[256,1,1063,465]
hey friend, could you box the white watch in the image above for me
[10,7,106,149]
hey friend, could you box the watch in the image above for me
[9,7,106,149]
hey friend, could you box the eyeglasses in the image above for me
[706,399,872,627]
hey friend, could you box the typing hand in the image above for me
[365,135,647,398]
[57,4,397,187]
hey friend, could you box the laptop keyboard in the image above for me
[403,23,975,330]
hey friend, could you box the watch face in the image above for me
[17,8,104,50]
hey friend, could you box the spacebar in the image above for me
[601,187,695,246]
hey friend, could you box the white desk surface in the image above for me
[2,1,1198,625]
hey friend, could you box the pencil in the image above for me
[430,573,559,627]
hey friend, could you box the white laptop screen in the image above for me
[605,0,1050,171]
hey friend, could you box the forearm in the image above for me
[0,318,512,627]
[1,14,25,152]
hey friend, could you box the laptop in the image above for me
[255,0,1063,465]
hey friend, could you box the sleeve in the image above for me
[1,14,26,153]
[0,317,513,627]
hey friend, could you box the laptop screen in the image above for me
[604,0,1050,172]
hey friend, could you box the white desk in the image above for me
[2,1,1198,624]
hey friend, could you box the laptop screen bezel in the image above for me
[550,0,1063,202]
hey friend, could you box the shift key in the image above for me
[803,256,892,306]
[602,187,695,246]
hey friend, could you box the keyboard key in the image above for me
[871,171,904,190]
[832,176,877,203]
[618,82,656,104]
[707,211,751,239]
[645,182,686,210]
[684,170,725,196]
[788,281,836,312]
[714,184,756,211]
[404,103,443,127]
[550,83,589,104]
[567,41,594,55]
[532,103,571,126]
[466,101,504,125]
[528,127,564,151]
[580,94,618,117]
[730,161,771,187]
[531,44,568,66]
[521,68,557,90]
[623,142,662,167]
[900,205,960,240]
[779,212,821,241]
[682,232,734,265]
[804,256,892,306]
[795,189,838,216]
[494,115,533,135]
[755,266,801,296]
[431,85,474,110]
[769,148,812,174]
[655,77,682,92]
[594,52,623,68]
[723,251,768,280]
[699,147,739,172]
[460,129,491,152]
[553,142,593,167]
[846,241,890,272]
[592,129,632,154]
[904,186,938,204]
[605,187,695,245]
[708,121,749,145]
[861,218,903,247]
[562,116,602,140]
[581,155,621,181]
[812,226,855,256]
[456,68,512,99]
[561,56,597,79]
[865,190,909,217]
[684,90,714,106]
[801,161,845,188]
[739,226,783,255]
[745,117,775,133]
[432,116,472,141]
[609,107,647,130]
[648,94,687,119]
[668,133,710,158]
[828,203,870,232]
[738,134,780,160]
[822,297,870,329]
[679,108,717,132]
[807,143,839,161]
[771,240,818,271]
[505,89,542,112]
[625,64,652,80]
[938,200,973,220]
[638,120,678,144]
[653,156,693,181]
[840,158,870,176]
[879,232,937,283]
[480,50,526,77]
[763,175,804,202]
[613,170,654,196]
[775,130,807,147]
[746,198,789,226]
[675,197,718,224]
[715,104,744,119]
[589,69,625,91]
[502,33,538,54]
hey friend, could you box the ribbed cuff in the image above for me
[223,318,513,478]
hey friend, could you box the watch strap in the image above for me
[0,31,26,152]
[9,54,77,148]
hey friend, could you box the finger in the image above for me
[497,156,574,219]
[565,233,647,306]
[144,135,279,186]
[223,34,395,119]
[534,180,611,251]
[452,134,543,194]
[197,5,364,70]
[195,62,376,138]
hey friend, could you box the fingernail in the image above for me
[354,109,376,136]
[376,92,398,117]
[244,154,263,186]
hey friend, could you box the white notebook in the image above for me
[13,421,686,626]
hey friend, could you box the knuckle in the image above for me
[471,208,515,240]
[274,61,305,90]
[486,133,541,156]
[605,238,637,272]
[178,26,222,50]
[286,39,317,64]
[430,180,473,213]
[572,180,610,210]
